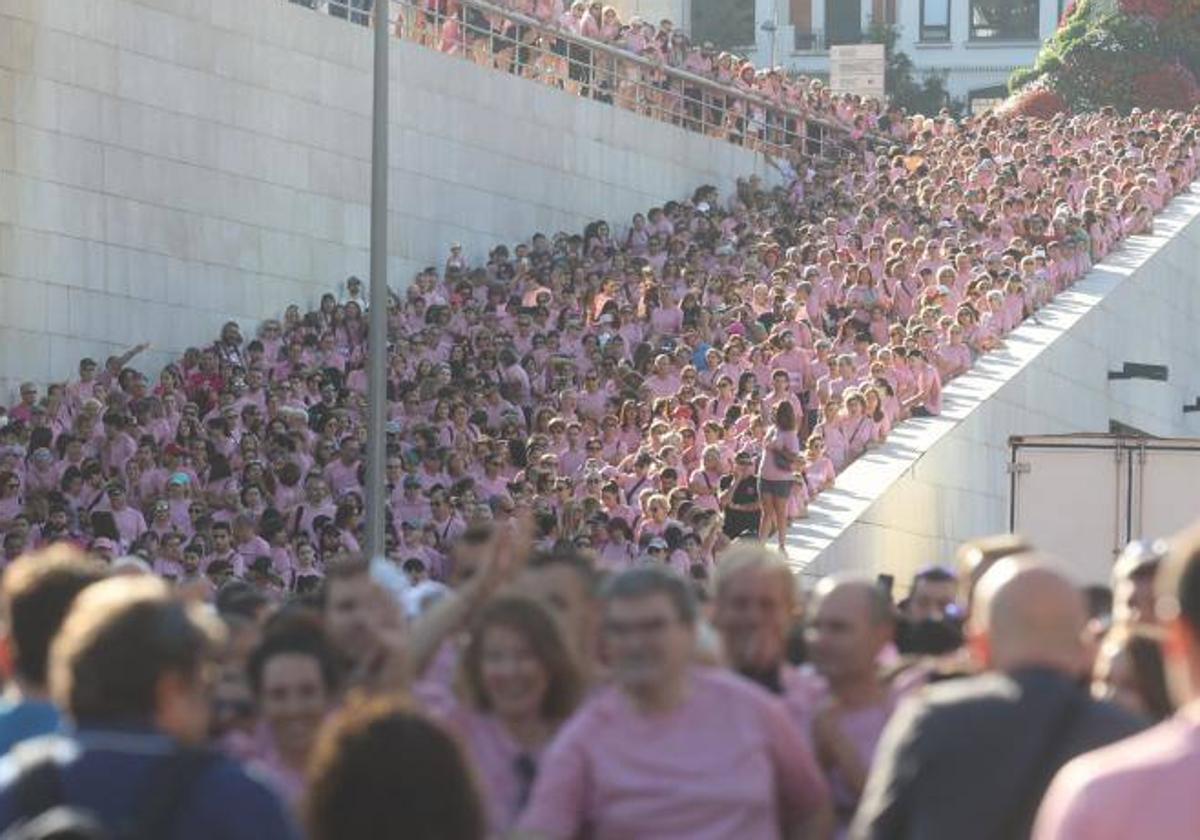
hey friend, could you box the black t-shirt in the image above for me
[723,476,760,539]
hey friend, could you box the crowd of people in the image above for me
[1,105,1194,572]
[1,522,1199,838]
[2,9,1200,833]
[405,0,906,149]
[293,0,907,153]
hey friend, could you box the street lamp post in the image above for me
[364,0,390,559]
[761,18,777,69]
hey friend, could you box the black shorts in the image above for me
[758,478,794,499]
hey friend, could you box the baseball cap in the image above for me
[1114,538,1168,580]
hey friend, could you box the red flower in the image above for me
[1004,87,1068,120]
[1132,61,1200,109]
[1118,0,1173,19]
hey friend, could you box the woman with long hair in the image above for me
[757,401,800,553]
[428,595,584,835]
[1092,624,1173,722]
[306,698,485,840]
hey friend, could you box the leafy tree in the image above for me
[1009,0,1200,113]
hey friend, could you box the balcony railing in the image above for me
[286,0,881,162]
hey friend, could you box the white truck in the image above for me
[1008,434,1200,584]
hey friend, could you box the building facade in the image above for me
[743,0,1067,111]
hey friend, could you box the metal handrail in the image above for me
[291,0,888,160]
[413,0,852,138]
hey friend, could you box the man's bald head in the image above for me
[970,555,1087,676]
[807,574,894,686]
[811,574,894,627]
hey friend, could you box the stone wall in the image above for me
[0,0,769,398]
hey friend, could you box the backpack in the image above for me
[1,741,217,840]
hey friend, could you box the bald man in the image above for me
[850,557,1144,840]
[805,574,904,836]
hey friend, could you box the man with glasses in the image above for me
[517,566,830,839]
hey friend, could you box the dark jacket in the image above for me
[850,667,1146,840]
[0,727,300,840]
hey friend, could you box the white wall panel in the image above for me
[789,190,1200,590]
[1,0,771,399]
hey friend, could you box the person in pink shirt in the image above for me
[712,544,826,733]
[769,331,811,392]
[66,357,100,409]
[432,595,582,836]
[642,353,680,397]
[934,324,972,382]
[1035,528,1200,840]
[99,413,138,477]
[806,575,905,837]
[100,481,146,553]
[516,566,831,840]
[801,435,836,499]
[685,445,725,513]
[7,383,39,426]
[323,436,362,500]
[204,521,242,578]
[242,615,341,807]
[903,352,942,417]
[292,474,337,543]
[438,0,465,55]
[841,390,875,465]
[596,516,636,570]
[233,513,271,573]
[428,492,467,553]
[22,449,59,497]
[757,401,801,554]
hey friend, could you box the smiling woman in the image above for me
[245,612,342,807]
[435,595,583,836]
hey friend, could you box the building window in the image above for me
[920,0,950,41]
[969,0,1039,41]
[968,85,1009,114]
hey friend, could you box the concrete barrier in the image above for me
[0,0,771,397]
[786,186,1200,591]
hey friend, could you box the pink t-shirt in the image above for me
[759,427,800,481]
[1034,709,1200,840]
[517,667,829,840]
[441,701,548,836]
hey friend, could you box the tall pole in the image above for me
[364,0,390,559]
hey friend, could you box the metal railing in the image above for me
[288,0,880,162]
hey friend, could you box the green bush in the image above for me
[1008,0,1200,112]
